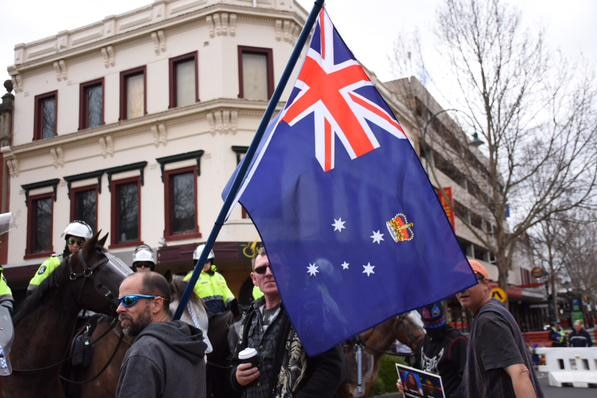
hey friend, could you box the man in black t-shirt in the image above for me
[456,260,543,398]
[417,302,467,398]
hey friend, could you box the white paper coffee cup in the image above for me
[238,347,258,367]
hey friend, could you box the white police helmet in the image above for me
[62,220,93,240]
[132,245,156,265]
[193,244,215,261]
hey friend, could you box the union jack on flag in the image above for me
[282,11,407,172]
[226,8,476,355]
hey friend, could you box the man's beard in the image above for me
[120,307,152,337]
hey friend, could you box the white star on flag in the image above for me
[362,262,375,276]
[370,230,384,244]
[307,263,319,276]
[341,261,350,270]
[332,217,346,232]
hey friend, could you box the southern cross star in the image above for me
[370,230,384,244]
[362,262,375,276]
[341,261,350,270]
[332,217,346,232]
[307,263,319,276]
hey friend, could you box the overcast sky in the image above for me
[1,0,595,90]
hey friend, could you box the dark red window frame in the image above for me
[33,90,58,141]
[70,185,99,233]
[25,192,54,258]
[119,66,147,121]
[164,166,200,241]
[110,176,142,248]
[237,46,274,99]
[168,52,199,108]
[232,146,250,219]
[79,78,105,130]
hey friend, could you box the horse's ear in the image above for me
[83,231,100,253]
[97,231,108,248]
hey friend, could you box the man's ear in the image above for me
[153,298,165,315]
[250,272,258,285]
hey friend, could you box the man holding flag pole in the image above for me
[176,0,477,364]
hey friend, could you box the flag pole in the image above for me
[174,0,325,320]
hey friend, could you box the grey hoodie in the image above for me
[116,320,207,398]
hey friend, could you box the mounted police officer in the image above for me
[183,243,237,315]
[0,266,14,376]
[28,220,94,294]
[131,244,156,272]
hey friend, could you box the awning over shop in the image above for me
[488,281,547,302]
[506,286,546,301]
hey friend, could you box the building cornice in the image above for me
[8,0,307,75]
[1,98,284,161]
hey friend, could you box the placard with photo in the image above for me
[395,363,445,398]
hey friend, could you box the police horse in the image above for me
[0,232,132,398]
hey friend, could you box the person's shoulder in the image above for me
[475,304,511,333]
[477,300,507,318]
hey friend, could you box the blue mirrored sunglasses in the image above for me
[118,294,162,308]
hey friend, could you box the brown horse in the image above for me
[0,232,132,398]
[336,312,425,398]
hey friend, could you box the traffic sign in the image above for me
[491,287,508,303]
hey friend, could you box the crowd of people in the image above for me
[0,219,594,397]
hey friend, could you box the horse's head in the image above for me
[338,313,426,398]
[68,231,132,315]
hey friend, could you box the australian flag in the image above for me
[227,8,477,355]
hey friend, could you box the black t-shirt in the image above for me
[465,300,543,398]
[417,328,467,398]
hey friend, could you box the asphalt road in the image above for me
[537,372,597,398]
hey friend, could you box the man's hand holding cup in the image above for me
[235,347,260,386]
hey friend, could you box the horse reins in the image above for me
[59,318,125,385]
[11,317,119,376]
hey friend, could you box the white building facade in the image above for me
[4,0,310,300]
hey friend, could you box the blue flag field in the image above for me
[227,8,477,355]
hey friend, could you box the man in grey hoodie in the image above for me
[116,271,207,398]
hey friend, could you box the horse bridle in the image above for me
[68,250,108,281]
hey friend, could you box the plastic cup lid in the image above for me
[239,347,257,360]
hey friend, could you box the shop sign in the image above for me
[530,266,545,278]
[437,187,455,231]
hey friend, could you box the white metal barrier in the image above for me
[534,347,597,388]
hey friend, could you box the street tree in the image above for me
[544,211,597,311]
[393,0,597,290]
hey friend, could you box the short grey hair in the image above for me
[251,246,267,270]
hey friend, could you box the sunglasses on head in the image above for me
[68,237,85,246]
[118,294,162,308]
[475,273,486,282]
[253,264,271,275]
